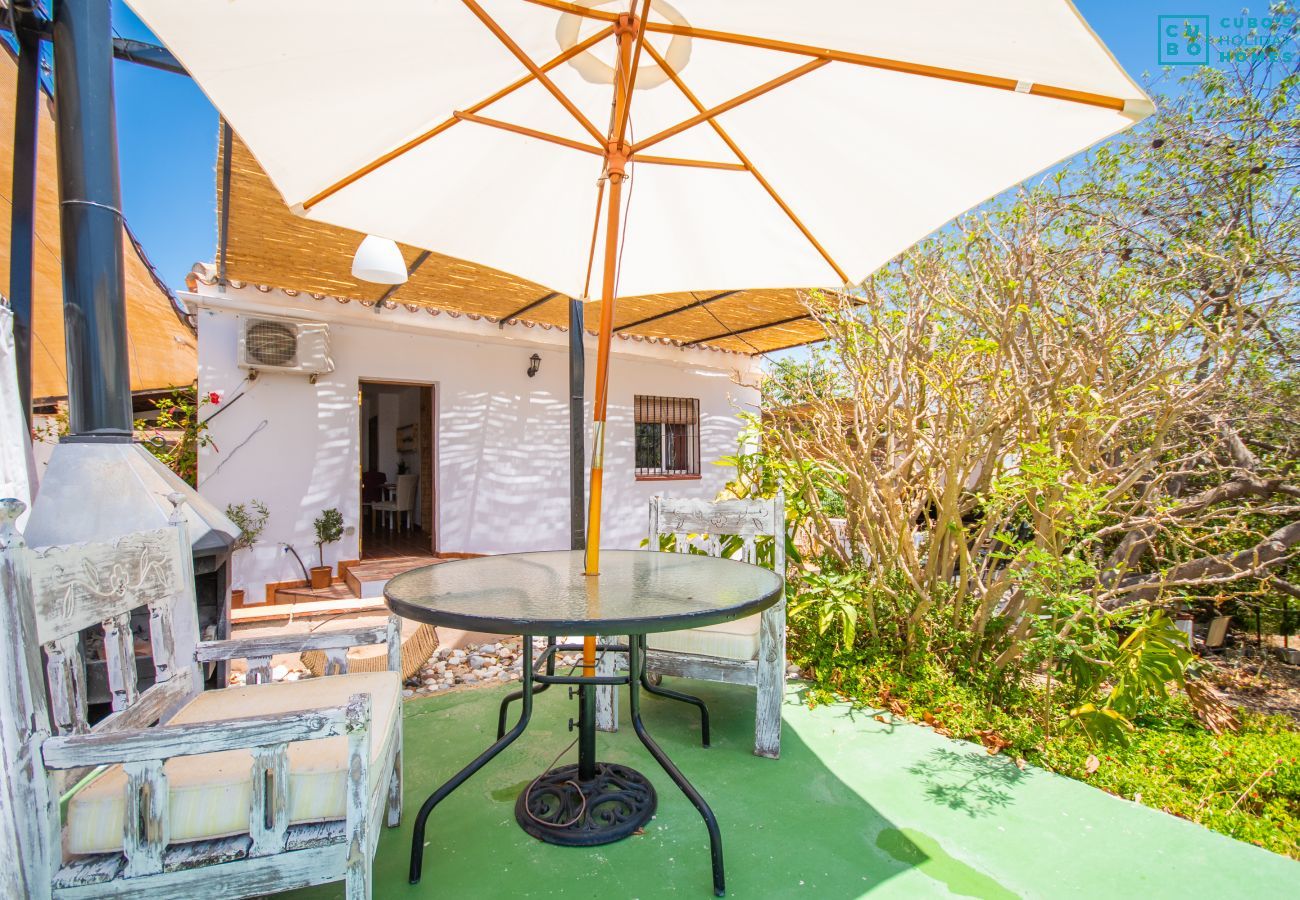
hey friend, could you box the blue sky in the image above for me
[102,0,1267,292]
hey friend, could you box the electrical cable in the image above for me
[282,542,312,585]
[200,374,252,425]
[199,418,267,484]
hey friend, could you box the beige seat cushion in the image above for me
[647,613,761,661]
[65,670,400,855]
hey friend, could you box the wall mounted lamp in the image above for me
[527,353,541,378]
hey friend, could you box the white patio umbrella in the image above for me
[128,1,1151,660]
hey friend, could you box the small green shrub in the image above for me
[313,508,344,568]
[225,499,269,552]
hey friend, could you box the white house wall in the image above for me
[188,285,761,599]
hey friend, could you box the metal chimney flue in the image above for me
[24,0,239,709]
[26,0,239,555]
[52,0,132,438]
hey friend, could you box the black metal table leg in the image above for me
[409,634,537,884]
[640,668,711,747]
[498,636,555,738]
[629,635,726,897]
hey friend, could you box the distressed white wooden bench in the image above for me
[0,495,402,899]
[596,494,787,758]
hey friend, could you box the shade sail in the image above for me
[128,0,1150,303]
[0,48,196,402]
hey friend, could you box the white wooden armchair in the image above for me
[596,494,787,758]
[0,495,402,900]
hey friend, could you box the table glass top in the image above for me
[384,549,783,636]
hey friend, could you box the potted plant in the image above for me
[224,499,269,606]
[311,507,344,590]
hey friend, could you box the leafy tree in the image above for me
[763,32,1299,739]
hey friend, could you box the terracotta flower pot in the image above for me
[309,566,332,590]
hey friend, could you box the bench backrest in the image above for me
[649,493,785,574]
[15,493,201,736]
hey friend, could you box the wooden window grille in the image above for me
[634,395,700,479]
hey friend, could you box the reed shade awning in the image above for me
[129,0,1150,586]
[216,132,573,329]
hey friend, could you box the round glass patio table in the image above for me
[386,549,783,898]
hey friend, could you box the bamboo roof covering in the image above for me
[216,132,827,355]
[606,288,828,354]
[0,50,197,404]
[216,131,573,328]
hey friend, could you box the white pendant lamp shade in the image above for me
[351,234,408,284]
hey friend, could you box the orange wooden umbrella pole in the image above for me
[583,164,623,581]
[583,6,645,673]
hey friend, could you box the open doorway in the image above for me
[359,380,435,560]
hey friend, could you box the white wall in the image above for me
[191,285,761,598]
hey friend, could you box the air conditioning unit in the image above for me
[237,317,333,378]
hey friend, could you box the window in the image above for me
[634,395,700,479]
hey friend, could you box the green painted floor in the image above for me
[284,681,1297,899]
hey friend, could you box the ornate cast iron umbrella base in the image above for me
[515,761,657,846]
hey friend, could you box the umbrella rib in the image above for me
[451,116,735,187]
[454,112,605,157]
[630,59,828,154]
[529,0,622,23]
[525,0,1130,112]
[581,177,607,298]
[634,155,745,171]
[460,0,606,145]
[300,25,614,211]
[643,41,849,285]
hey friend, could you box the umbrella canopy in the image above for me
[128,0,1149,301]
[129,0,1150,590]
